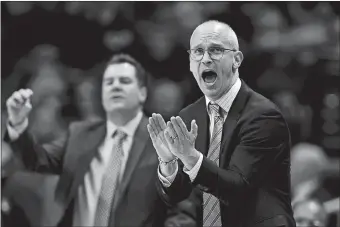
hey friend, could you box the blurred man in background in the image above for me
[148,20,295,227]
[290,142,340,227]
[4,54,193,227]
[293,199,328,227]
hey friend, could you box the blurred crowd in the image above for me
[1,2,340,227]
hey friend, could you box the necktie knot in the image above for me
[209,103,221,117]
[112,129,127,142]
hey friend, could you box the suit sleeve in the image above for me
[193,110,291,206]
[3,125,67,174]
[156,161,193,206]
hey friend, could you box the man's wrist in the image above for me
[180,149,200,170]
[8,118,26,128]
[6,118,28,141]
[159,160,178,177]
[158,156,178,165]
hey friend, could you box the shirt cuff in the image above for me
[7,118,28,141]
[157,162,178,188]
[183,153,203,182]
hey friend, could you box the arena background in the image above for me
[1,2,339,226]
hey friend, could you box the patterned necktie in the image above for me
[203,103,223,227]
[94,129,127,226]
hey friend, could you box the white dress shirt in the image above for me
[158,78,242,186]
[7,110,143,227]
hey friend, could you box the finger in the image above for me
[25,88,33,96]
[149,116,160,134]
[6,97,17,108]
[190,120,198,138]
[12,92,25,104]
[24,100,32,110]
[152,113,162,133]
[166,121,177,138]
[18,89,30,101]
[147,124,157,142]
[156,114,167,130]
[20,89,33,100]
[21,89,33,109]
[175,116,189,136]
[164,130,174,145]
[152,113,161,132]
[153,113,163,131]
[170,116,185,138]
[148,115,154,125]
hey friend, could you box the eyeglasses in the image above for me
[187,47,236,61]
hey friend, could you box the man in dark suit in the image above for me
[4,54,192,227]
[147,20,296,227]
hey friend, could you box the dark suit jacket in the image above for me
[5,115,168,227]
[157,80,296,227]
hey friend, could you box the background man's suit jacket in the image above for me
[6,115,169,227]
[157,80,296,227]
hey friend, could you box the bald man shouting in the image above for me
[147,20,296,227]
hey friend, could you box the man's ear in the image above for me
[139,86,147,104]
[189,60,195,74]
[233,51,244,70]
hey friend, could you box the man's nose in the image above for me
[201,51,212,65]
[112,80,122,87]
[110,80,123,90]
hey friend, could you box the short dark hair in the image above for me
[105,53,148,87]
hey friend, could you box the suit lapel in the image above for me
[65,121,106,205]
[193,97,210,156]
[112,116,150,210]
[220,80,249,166]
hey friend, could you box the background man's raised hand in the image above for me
[6,89,33,126]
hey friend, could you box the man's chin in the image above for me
[205,89,225,101]
[106,104,127,112]
[202,85,215,94]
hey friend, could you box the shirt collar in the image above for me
[106,110,143,139]
[205,77,242,114]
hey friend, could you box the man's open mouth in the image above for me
[110,95,124,100]
[202,70,217,83]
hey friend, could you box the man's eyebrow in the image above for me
[191,44,203,49]
[191,42,224,49]
[208,42,224,47]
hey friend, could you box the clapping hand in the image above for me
[164,116,200,169]
[147,113,176,162]
[148,114,200,170]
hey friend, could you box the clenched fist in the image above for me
[6,89,33,126]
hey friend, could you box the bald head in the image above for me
[190,20,239,50]
[188,20,244,101]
